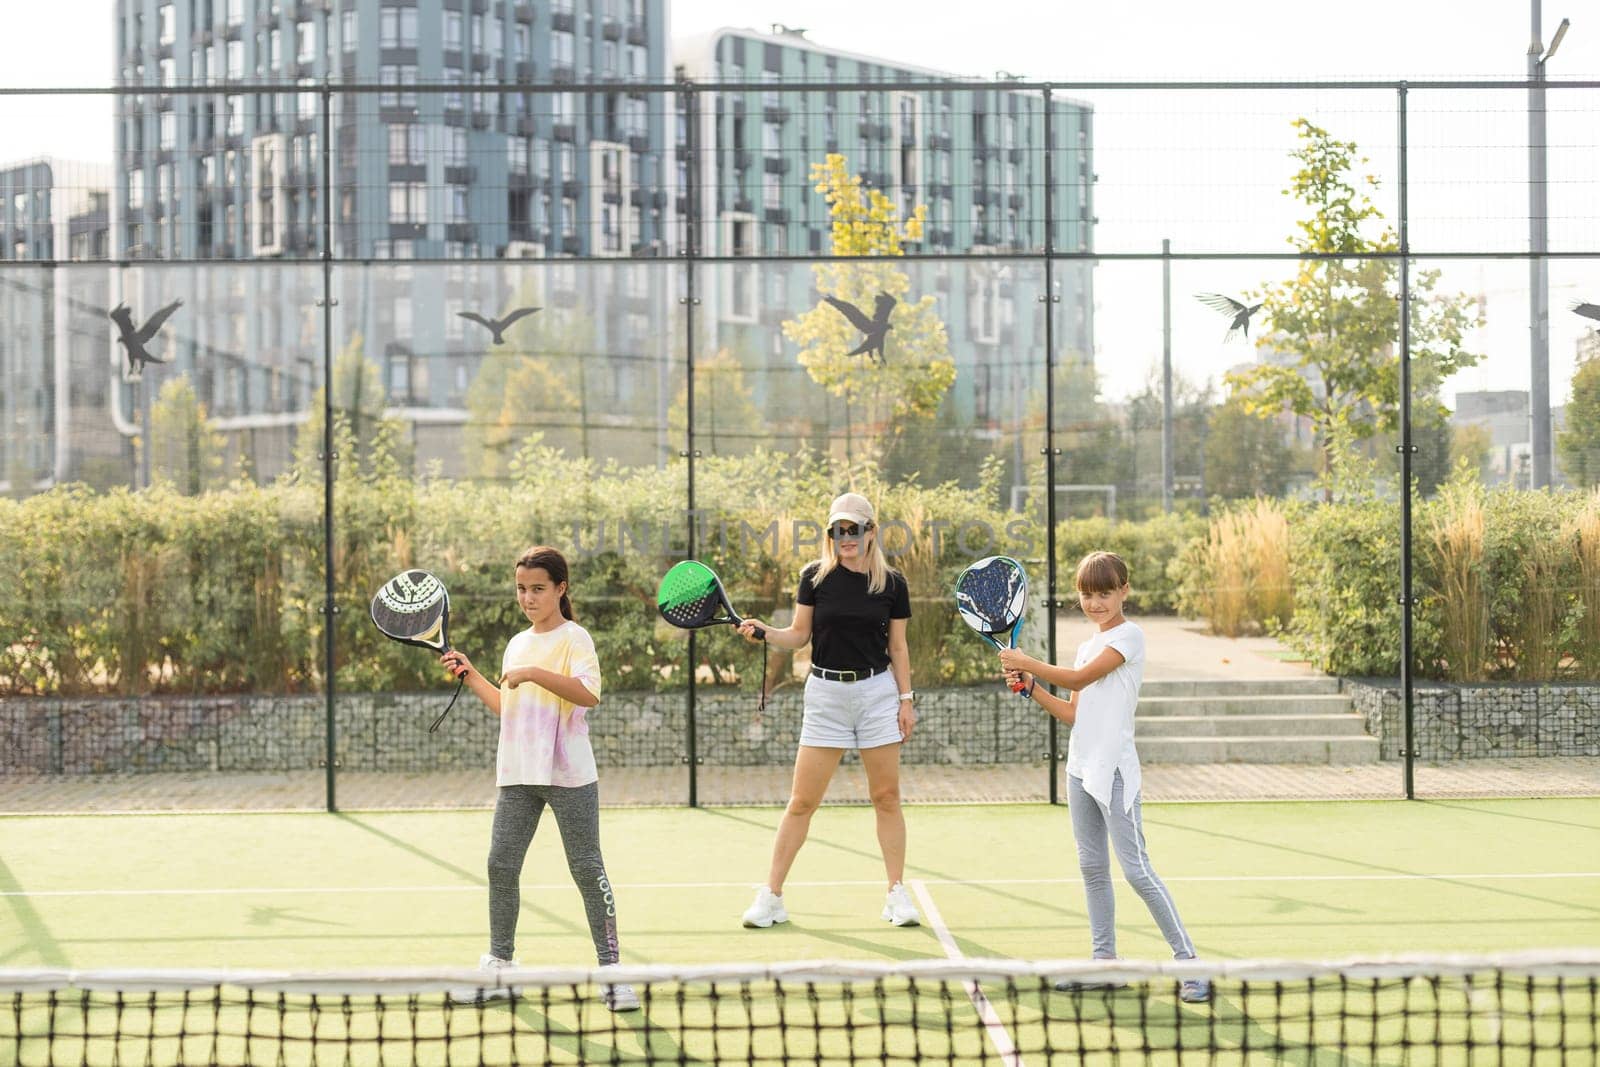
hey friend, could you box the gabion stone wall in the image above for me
[0,685,1049,776]
[1346,680,1600,760]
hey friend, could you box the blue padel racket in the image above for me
[370,569,468,732]
[955,555,1029,695]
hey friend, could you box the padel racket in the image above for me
[370,569,468,732]
[656,560,764,638]
[657,560,768,709]
[955,555,1029,694]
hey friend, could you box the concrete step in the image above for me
[1138,714,1372,738]
[1137,736,1381,764]
[1141,678,1342,697]
[1137,694,1354,717]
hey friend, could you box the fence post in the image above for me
[1397,82,1417,800]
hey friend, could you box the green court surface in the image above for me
[3,798,1598,1064]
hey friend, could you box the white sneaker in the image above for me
[882,882,921,927]
[741,887,789,928]
[599,967,641,1013]
[449,953,518,1005]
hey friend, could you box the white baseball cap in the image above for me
[827,492,875,528]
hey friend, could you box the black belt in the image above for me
[809,665,886,682]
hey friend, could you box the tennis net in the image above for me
[3,953,1597,1065]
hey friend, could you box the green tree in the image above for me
[148,376,226,495]
[1126,370,1213,505]
[291,334,412,483]
[1204,392,1309,500]
[1227,119,1482,499]
[1450,422,1494,481]
[1559,349,1600,487]
[667,347,763,456]
[782,154,954,453]
[461,311,588,478]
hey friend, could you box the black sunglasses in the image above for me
[827,522,872,539]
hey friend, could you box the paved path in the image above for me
[1065,614,1322,681]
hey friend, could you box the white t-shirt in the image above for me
[1064,620,1145,813]
[496,620,602,788]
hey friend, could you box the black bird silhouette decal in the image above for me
[1195,292,1264,343]
[109,299,182,377]
[824,292,896,363]
[458,306,541,345]
[1573,301,1600,323]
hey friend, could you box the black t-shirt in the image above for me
[797,562,912,673]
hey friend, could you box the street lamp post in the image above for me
[1528,2,1569,488]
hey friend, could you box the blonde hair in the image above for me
[811,516,898,595]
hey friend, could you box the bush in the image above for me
[1054,511,1207,614]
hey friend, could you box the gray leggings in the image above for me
[487,782,619,965]
[1067,771,1197,961]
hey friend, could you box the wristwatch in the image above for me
[898,691,915,703]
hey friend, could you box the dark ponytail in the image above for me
[517,545,575,621]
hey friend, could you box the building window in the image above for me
[389,181,427,223]
[296,21,315,64]
[388,124,423,164]
[448,127,467,167]
[444,11,463,50]
[552,30,574,68]
[450,185,469,222]
[158,3,174,44]
[341,11,357,52]
[227,39,244,79]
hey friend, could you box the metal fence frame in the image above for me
[4,77,1600,808]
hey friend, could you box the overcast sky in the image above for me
[2,0,1595,405]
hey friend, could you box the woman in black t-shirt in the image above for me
[733,492,923,929]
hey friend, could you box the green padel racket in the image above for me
[656,560,765,639]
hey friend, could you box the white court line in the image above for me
[6,871,1599,898]
[908,879,1026,1067]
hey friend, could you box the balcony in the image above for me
[764,156,789,174]
[191,28,213,46]
[514,60,534,83]
[601,16,622,40]
[471,112,491,129]
[562,177,583,199]
[1008,146,1023,164]
[560,234,581,255]
[732,150,752,171]
[763,104,790,123]
[551,62,574,83]
[732,194,753,214]
[516,114,537,135]
[627,133,650,153]
[763,207,789,225]
[513,0,534,21]
[551,8,575,31]
[471,52,491,72]
[444,165,475,184]
[447,222,476,242]
[552,122,576,142]
[626,23,646,46]
[929,131,951,151]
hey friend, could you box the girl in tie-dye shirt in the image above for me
[439,545,637,1012]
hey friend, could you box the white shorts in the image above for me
[799,669,904,750]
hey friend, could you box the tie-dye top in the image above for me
[496,621,602,787]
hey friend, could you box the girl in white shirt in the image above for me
[439,545,637,1012]
[999,551,1210,1005]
